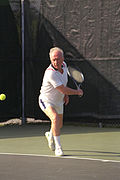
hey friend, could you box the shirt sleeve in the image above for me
[48,71,63,88]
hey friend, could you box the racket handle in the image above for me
[77,84,81,90]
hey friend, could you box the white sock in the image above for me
[49,128,53,139]
[53,136,61,149]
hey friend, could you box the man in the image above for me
[39,47,83,156]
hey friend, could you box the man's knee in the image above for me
[52,114,59,124]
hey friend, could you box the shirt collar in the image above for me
[51,64,63,71]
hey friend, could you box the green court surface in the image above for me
[0,124,120,180]
[0,124,120,161]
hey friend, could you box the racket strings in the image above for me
[68,67,84,83]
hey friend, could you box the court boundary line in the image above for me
[0,152,120,163]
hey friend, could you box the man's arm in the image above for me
[56,85,83,96]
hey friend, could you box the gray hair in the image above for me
[49,47,64,58]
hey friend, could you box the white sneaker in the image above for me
[55,147,64,156]
[45,132,55,151]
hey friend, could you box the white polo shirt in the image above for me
[39,62,68,105]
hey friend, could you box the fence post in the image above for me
[21,0,26,124]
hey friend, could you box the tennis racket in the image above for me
[67,66,84,96]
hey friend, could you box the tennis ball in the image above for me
[0,94,6,101]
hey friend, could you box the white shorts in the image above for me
[39,97,63,114]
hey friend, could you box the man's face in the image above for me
[50,50,64,69]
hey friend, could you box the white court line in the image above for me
[0,152,120,163]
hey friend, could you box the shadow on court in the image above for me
[63,150,120,158]
[0,124,120,139]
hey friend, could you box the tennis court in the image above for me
[0,123,120,180]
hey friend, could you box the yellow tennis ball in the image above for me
[0,94,6,101]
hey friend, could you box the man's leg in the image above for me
[52,114,64,156]
[44,106,60,135]
[44,106,64,156]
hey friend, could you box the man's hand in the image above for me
[77,89,83,97]
[64,95,69,105]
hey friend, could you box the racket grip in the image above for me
[77,85,81,90]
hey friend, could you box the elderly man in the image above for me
[39,47,83,156]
